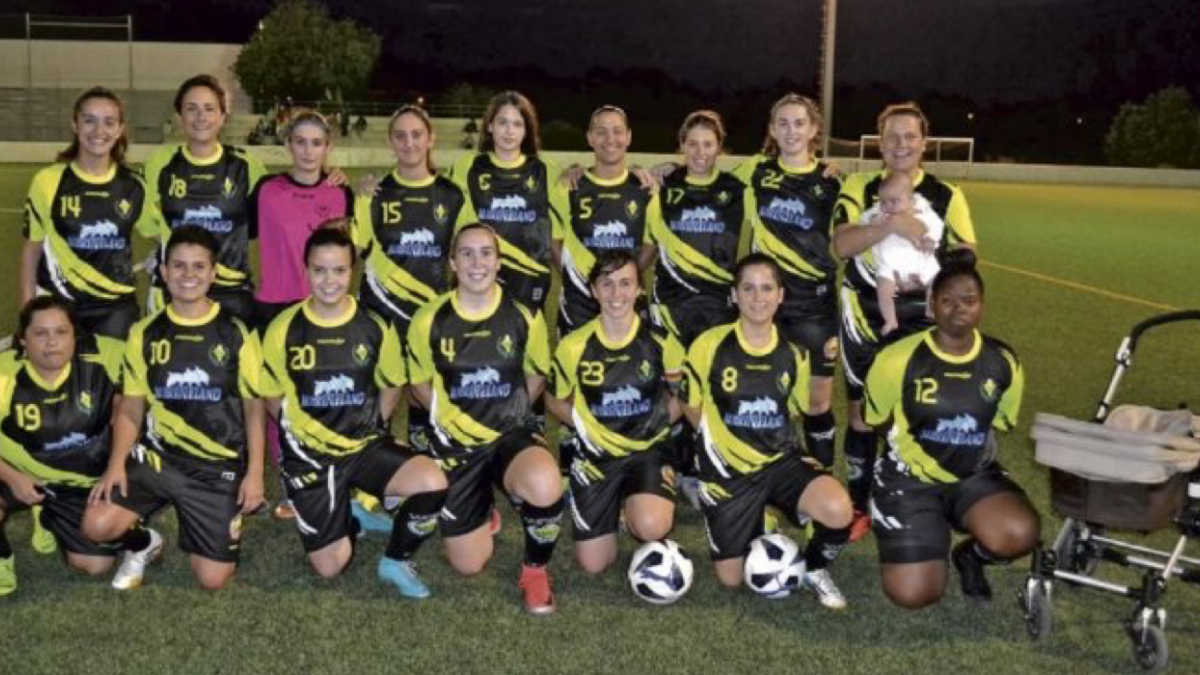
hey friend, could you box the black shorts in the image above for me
[569,447,676,541]
[777,302,840,379]
[499,267,550,315]
[436,426,545,537]
[0,483,115,558]
[701,451,829,561]
[871,464,1031,564]
[284,437,415,553]
[652,293,736,349]
[113,448,244,563]
[839,284,931,400]
[74,297,140,342]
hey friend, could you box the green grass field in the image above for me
[0,163,1198,674]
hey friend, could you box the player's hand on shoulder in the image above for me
[324,166,350,187]
[558,163,585,190]
[355,173,381,197]
[630,165,660,192]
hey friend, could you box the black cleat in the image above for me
[952,541,993,602]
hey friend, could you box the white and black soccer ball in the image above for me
[744,533,805,599]
[628,539,694,605]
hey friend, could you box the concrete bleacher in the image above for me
[219,114,477,149]
[0,88,176,144]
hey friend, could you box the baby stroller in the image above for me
[1023,310,1200,674]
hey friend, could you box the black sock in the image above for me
[804,522,850,571]
[843,427,878,512]
[407,404,432,453]
[803,411,837,469]
[385,489,446,561]
[118,526,152,553]
[968,538,1003,566]
[0,521,12,558]
[557,434,578,476]
[521,498,564,567]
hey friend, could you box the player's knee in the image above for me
[448,555,488,577]
[196,568,235,591]
[68,555,115,576]
[883,580,943,609]
[982,514,1040,559]
[515,469,562,508]
[81,511,120,543]
[714,561,744,589]
[404,456,448,493]
[627,513,670,543]
[574,550,613,575]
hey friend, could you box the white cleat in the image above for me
[111,529,164,590]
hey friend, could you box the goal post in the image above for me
[857,134,975,167]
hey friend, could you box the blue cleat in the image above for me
[352,499,392,533]
[378,558,431,599]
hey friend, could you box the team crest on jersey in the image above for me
[223,177,235,197]
[78,391,93,412]
[524,175,539,192]
[433,203,449,225]
[811,184,825,199]
[353,343,372,366]
[637,359,655,382]
[716,191,731,205]
[209,343,229,366]
[625,201,640,219]
[497,334,515,359]
[980,378,1000,403]
[776,371,791,395]
[117,198,132,217]
[823,337,840,361]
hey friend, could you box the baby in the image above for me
[864,172,944,335]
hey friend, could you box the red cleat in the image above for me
[848,510,872,543]
[519,564,556,615]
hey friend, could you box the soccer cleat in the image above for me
[518,564,556,615]
[378,558,431,599]
[272,501,297,521]
[30,506,58,555]
[111,528,163,590]
[847,510,872,544]
[0,556,15,596]
[802,568,847,610]
[488,507,502,535]
[351,499,392,533]
[952,540,993,602]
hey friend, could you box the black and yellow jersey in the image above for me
[684,322,810,479]
[23,162,156,305]
[408,289,549,457]
[0,335,122,488]
[835,169,974,297]
[352,172,476,320]
[449,153,567,282]
[124,303,263,471]
[143,143,267,292]
[733,156,840,308]
[556,170,660,306]
[261,298,405,466]
[552,316,684,459]
[652,169,747,304]
[865,329,1022,485]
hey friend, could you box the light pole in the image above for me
[820,0,838,158]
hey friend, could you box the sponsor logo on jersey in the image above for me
[479,194,537,223]
[43,432,90,453]
[759,198,814,230]
[590,384,652,419]
[68,219,126,250]
[919,414,987,447]
[670,206,725,234]
[723,396,785,430]
[301,373,366,408]
[177,205,234,234]
[385,228,442,258]
[155,367,223,402]
[449,366,512,400]
[584,221,636,249]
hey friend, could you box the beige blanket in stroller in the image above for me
[1032,406,1200,484]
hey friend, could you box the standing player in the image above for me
[143,75,268,322]
[547,250,683,575]
[682,254,853,609]
[865,250,1037,607]
[353,105,476,454]
[20,86,157,340]
[0,297,127,594]
[408,224,563,614]
[84,226,266,590]
[831,102,976,539]
[261,228,448,596]
[449,91,567,313]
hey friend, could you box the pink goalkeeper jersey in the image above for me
[251,173,353,303]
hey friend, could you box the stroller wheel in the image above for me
[1020,580,1052,641]
[1130,622,1168,673]
[1054,520,1101,576]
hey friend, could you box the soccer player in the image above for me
[547,250,684,575]
[449,91,568,313]
[864,249,1038,607]
[682,254,853,610]
[353,104,476,454]
[831,101,977,540]
[249,109,353,521]
[83,226,266,591]
[20,87,157,340]
[142,75,268,323]
[407,223,563,614]
[553,105,661,334]
[261,228,448,597]
[0,297,125,594]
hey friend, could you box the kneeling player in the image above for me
[681,254,853,610]
[262,228,447,597]
[547,250,683,575]
[408,224,563,614]
[0,298,126,593]
[85,226,266,590]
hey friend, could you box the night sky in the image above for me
[7,0,1200,161]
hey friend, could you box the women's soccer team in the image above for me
[0,74,1039,615]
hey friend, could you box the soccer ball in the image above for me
[628,539,694,605]
[744,533,805,599]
